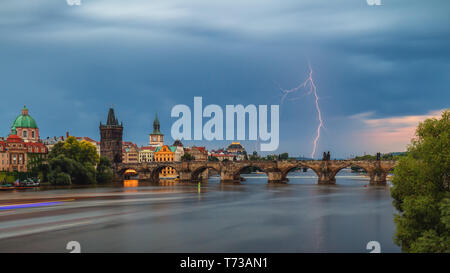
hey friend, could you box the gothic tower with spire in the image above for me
[100,107,123,163]
[149,113,164,147]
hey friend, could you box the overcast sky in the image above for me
[0,0,449,158]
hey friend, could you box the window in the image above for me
[23,131,27,137]
[32,131,35,138]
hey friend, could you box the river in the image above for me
[0,168,400,252]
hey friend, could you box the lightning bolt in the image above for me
[278,63,324,158]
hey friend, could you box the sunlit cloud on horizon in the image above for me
[350,109,447,153]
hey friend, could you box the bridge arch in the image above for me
[191,165,221,181]
[117,167,139,178]
[327,162,371,185]
[231,163,271,182]
[280,162,324,183]
[332,162,371,178]
[280,162,319,182]
[123,169,138,180]
[149,163,181,183]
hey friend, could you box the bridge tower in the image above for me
[100,107,123,164]
[149,113,164,147]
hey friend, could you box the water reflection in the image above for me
[123,180,139,188]
[0,170,401,252]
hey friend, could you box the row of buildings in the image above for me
[100,110,246,178]
[0,106,247,178]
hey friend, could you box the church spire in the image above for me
[149,113,164,146]
[153,113,161,134]
[106,108,119,126]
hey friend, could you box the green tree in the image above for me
[250,151,260,161]
[49,136,99,165]
[48,154,96,185]
[181,152,194,161]
[27,153,47,180]
[391,110,450,252]
[46,137,100,185]
[96,156,113,184]
[48,154,75,185]
[208,156,219,162]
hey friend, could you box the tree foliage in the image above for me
[353,152,406,161]
[48,154,96,185]
[45,136,113,185]
[96,156,113,184]
[391,110,450,252]
[49,136,99,165]
[278,153,289,160]
[208,156,219,162]
[181,152,194,161]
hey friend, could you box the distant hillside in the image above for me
[390,152,407,156]
[351,152,407,160]
[295,156,314,161]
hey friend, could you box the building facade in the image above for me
[209,142,246,161]
[0,106,47,172]
[209,152,236,162]
[154,145,177,178]
[100,108,123,163]
[185,146,208,161]
[122,141,139,163]
[42,136,66,152]
[172,140,185,162]
[139,146,156,163]
[227,142,246,154]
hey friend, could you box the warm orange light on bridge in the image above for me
[124,169,137,175]
[123,180,138,187]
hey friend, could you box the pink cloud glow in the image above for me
[351,109,445,153]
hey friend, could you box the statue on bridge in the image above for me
[322,151,331,161]
[376,152,381,161]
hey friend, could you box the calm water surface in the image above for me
[0,169,400,252]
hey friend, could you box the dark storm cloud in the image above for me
[0,0,448,157]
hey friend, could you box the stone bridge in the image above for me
[114,159,397,185]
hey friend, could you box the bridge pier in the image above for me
[220,170,236,183]
[267,171,284,183]
[112,172,123,183]
[314,164,337,185]
[318,174,336,185]
[138,172,151,181]
[368,170,388,185]
[178,171,192,183]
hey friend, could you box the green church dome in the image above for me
[11,106,38,129]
